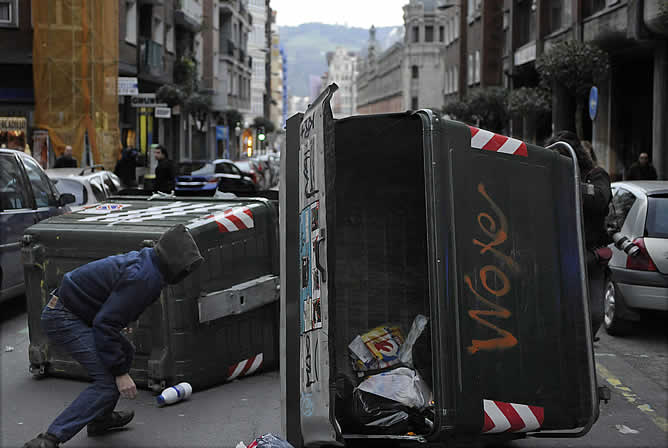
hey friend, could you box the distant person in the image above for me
[153,144,176,194]
[114,147,139,187]
[546,130,611,341]
[54,145,78,168]
[626,152,657,180]
[23,225,203,448]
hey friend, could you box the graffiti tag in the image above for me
[467,183,518,354]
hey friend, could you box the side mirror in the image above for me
[59,193,76,206]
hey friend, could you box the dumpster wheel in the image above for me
[29,364,47,378]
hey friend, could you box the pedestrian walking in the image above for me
[53,145,78,168]
[152,143,176,194]
[114,147,139,187]
[23,224,203,448]
[546,131,612,340]
[626,152,658,180]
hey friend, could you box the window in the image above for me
[89,178,107,203]
[22,157,57,208]
[455,12,460,38]
[425,25,434,42]
[412,65,419,79]
[412,26,419,43]
[0,155,30,210]
[103,174,118,194]
[646,195,668,238]
[411,97,418,110]
[125,1,137,44]
[475,50,480,83]
[165,24,174,53]
[446,21,451,44]
[439,26,444,42]
[468,54,473,85]
[608,189,636,231]
[152,17,164,44]
[0,0,18,28]
[454,66,458,92]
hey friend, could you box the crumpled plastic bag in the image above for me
[357,367,432,410]
[350,388,432,435]
[399,314,428,367]
[236,433,294,448]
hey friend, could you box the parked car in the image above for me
[234,159,265,190]
[46,165,122,211]
[604,181,668,335]
[174,159,256,196]
[0,149,75,302]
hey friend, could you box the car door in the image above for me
[0,153,36,298]
[21,155,62,221]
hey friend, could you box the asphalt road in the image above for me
[2,295,666,448]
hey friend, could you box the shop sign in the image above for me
[155,107,172,118]
[130,94,167,108]
[0,117,27,131]
[118,77,139,96]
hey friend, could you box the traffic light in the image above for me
[258,128,266,142]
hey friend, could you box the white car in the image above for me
[604,181,668,335]
[46,166,122,210]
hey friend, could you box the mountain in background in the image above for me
[278,23,404,98]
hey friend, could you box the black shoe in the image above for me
[23,433,59,448]
[87,410,135,436]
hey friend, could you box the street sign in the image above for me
[118,77,139,96]
[589,86,598,121]
[155,107,171,118]
[130,93,167,108]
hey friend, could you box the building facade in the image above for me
[504,0,667,179]
[269,16,285,130]
[324,48,358,118]
[248,0,268,119]
[356,0,451,114]
[356,26,405,114]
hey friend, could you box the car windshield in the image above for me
[235,162,251,172]
[191,163,215,176]
[646,195,668,238]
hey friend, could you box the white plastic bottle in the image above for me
[156,382,192,406]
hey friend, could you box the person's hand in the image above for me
[116,373,137,399]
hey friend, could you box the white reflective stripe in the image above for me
[216,216,239,231]
[496,137,523,154]
[470,128,495,149]
[231,208,254,228]
[511,404,541,432]
[246,353,263,375]
[228,360,247,380]
[483,400,511,433]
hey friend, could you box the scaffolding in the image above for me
[32,0,121,169]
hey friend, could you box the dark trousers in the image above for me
[588,263,606,338]
[40,297,120,442]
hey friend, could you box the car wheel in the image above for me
[603,280,632,336]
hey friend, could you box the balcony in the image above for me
[219,0,252,28]
[140,39,164,76]
[175,0,203,32]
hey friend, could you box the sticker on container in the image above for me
[303,297,313,333]
[311,297,322,330]
[361,325,404,367]
[79,203,131,214]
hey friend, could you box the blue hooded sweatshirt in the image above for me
[57,225,203,377]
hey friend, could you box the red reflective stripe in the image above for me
[239,356,256,377]
[482,134,508,152]
[494,401,525,431]
[248,441,259,448]
[483,410,496,432]
[242,208,254,219]
[225,213,247,230]
[515,142,528,157]
[469,126,480,137]
[214,220,229,233]
[529,405,544,425]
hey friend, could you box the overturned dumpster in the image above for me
[280,85,601,447]
[23,197,279,391]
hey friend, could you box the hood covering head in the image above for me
[154,224,204,284]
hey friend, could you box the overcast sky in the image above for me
[271,0,407,28]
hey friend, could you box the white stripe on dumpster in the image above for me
[483,400,511,433]
[497,137,524,155]
[247,353,263,375]
[511,403,541,432]
[471,128,496,149]
[216,216,240,232]
[230,208,254,229]
[228,362,246,381]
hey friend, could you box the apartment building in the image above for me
[324,48,358,118]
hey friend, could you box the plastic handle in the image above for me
[314,231,326,283]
